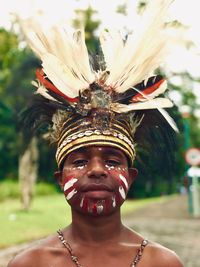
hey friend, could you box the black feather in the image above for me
[113,75,163,104]
[132,108,177,171]
[19,93,75,144]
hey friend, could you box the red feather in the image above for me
[35,69,79,103]
[131,78,165,103]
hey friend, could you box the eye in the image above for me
[72,159,88,166]
[105,159,120,166]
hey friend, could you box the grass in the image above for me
[0,194,70,248]
[0,193,175,248]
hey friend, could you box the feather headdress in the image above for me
[17,0,177,168]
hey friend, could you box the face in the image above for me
[55,146,137,216]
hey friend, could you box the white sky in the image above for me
[1,0,200,105]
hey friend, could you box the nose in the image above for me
[87,158,108,179]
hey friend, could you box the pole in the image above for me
[183,118,193,214]
[191,176,200,217]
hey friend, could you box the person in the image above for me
[8,144,183,267]
[8,0,183,266]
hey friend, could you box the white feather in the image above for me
[41,53,88,98]
[111,98,173,112]
[112,97,178,132]
[100,30,124,71]
[101,0,174,93]
[131,84,178,132]
[34,84,59,102]
[16,13,95,97]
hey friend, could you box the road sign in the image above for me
[185,147,200,166]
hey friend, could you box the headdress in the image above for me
[17,0,177,169]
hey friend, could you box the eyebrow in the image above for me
[67,146,127,163]
[101,149,125,158]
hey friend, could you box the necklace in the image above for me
[57,229,148,267]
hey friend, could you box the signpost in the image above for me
[185,148,200,218]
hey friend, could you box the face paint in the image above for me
[107,168,129,202]
[64,178,78,191]
[92,203,97,214]
[80,197,84,208]
[97,205,104,214]
[62,147,130,215]
[66,188,77,200]
[112,195,116,208]
[82,198,89,212]
[119,174,129,190]
[63,165,86,172]
[105,164,115,170]
[63,177,78,201]
[119,186,126,200]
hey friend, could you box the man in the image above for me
[8,144,183,267]
[9,0,183,265]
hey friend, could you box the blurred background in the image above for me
[0,1,200,266]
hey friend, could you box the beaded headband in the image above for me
[56,113,136,169]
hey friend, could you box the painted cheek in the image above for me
[63,176,78,201]
[112,195,116,208]
[108,169,129,202]
[118,173,129,200]
[115,191,121,206]
[82,198,89,212]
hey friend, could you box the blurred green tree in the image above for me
[73,6,100,52]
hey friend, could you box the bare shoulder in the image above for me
[143,241,184,267]
[7,246,43,267]
[7,233,62,267]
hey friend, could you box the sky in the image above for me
[1,0,200,106]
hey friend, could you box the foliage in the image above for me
[0,179,58,202]
[73,6,100,52]
[0,37,40,180]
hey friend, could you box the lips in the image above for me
[80,183,113,192]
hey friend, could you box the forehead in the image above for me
[67,146,126,159]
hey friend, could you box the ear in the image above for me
[128,168,138,186]
[54,170,64,191]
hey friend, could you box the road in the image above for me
[1,194,199,267]
[123,194,200,267]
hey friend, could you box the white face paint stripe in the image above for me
[119,186,126,200]
[64,178,78,191]
[112,196,116,207]
[80,197,84,208]
[119,174,128,190]
[66,188,77,200]
[97,205,104,214]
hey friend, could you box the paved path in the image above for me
[123,194,200,267]
[1,194,199,267]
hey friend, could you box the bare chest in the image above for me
[40,244,147,267]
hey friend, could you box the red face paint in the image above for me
[92,203,97,214]
[62,146,130,215]
[82,198,89,212]
[115,191,121,206]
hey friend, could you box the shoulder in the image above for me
[7,247,44,267]
[144,241,183,267]
[7,233,62,267]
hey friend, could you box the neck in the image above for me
[68,208,124,244]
